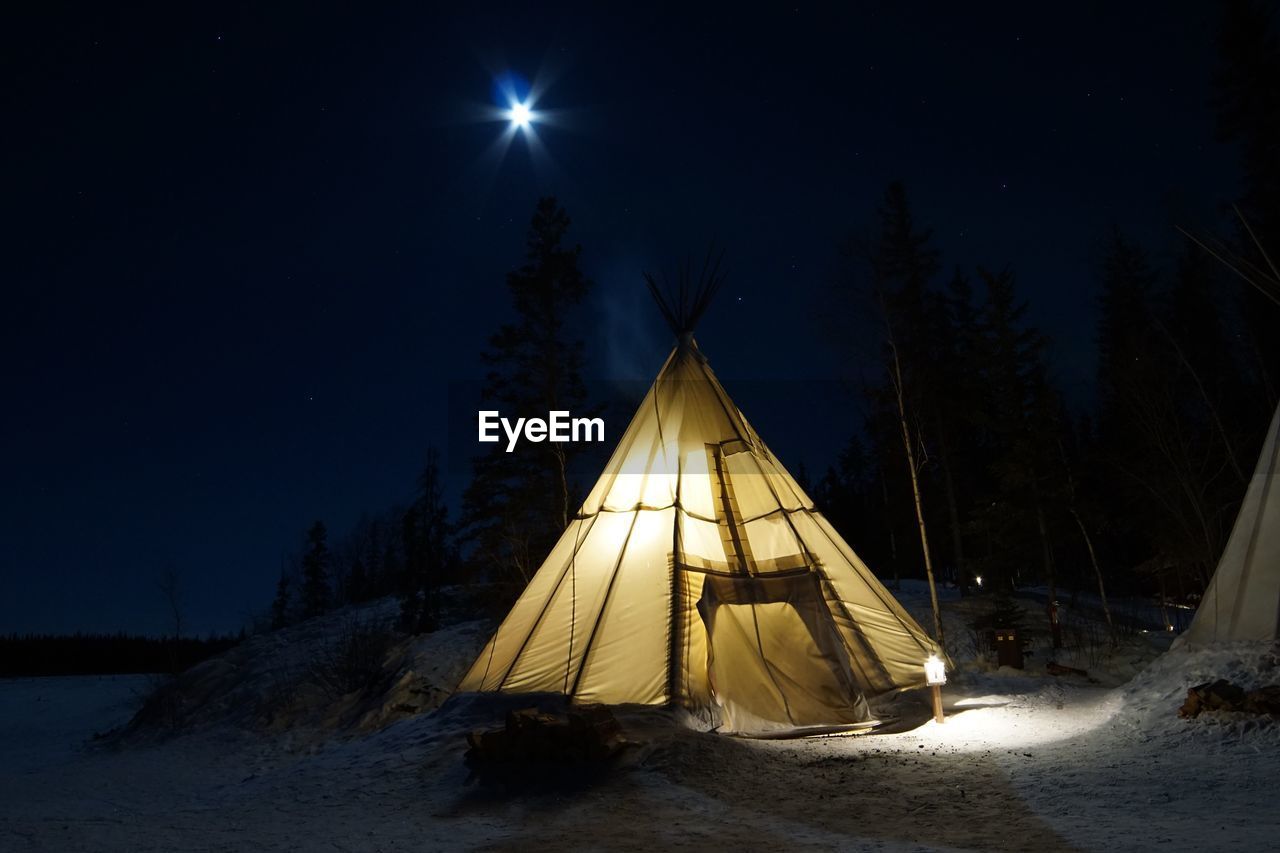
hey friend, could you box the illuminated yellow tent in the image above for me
[458,268,939,735]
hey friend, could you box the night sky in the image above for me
[5,3,1239,636]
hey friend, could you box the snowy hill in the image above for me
[2,591,1278,850]
[117,597,490,743]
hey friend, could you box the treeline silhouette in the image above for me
[0,632,242,678]
[268,1,1280,647]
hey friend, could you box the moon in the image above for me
[508,102,533,129]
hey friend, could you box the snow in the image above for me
[2,604,1278,850]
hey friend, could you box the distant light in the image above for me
[924,654,947,686]
[975,575,983,588]
[509,102,532,128]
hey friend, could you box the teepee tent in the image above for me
[1172,207,1280,645]
[1176,209,1280,646]
[457,264,940,735]
[1179,403,1280,644]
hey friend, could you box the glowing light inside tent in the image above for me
[924,654,947,686]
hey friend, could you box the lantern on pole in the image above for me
[924,654,946,723]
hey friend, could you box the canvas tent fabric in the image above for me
[457,341,940,735]
[1178,404,1280,646]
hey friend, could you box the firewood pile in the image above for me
[1178,679,1280,718]
[1046,661,1091,679]
[466,706,627,770]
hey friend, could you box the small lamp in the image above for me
[975,575,984,588]
[924,654,946,723]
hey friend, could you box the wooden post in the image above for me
[931,684,944,724]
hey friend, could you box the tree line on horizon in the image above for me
[265,0,1280,644]
[0,632,242,678]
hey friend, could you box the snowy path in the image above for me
[2,661,1276,852]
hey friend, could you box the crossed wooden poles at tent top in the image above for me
[643,248,727,341]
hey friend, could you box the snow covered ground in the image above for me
[3,603,1278,851]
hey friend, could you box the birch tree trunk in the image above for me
[1071,507,1115,643]
[1034,498,1062,649]
[1057,439,1116,644]
[889,337,945,649]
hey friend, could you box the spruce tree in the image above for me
[400,449,452,632]
[461,196,594,596]
[927,270,983,591]
[300,521,331,619]
[1094,232,1232,595]
[971,267,1061,596]
[1214,1,1280,401]
[864,181,946,643]
[346,557,369,604]
[1213,1,1280,250]
[270,571,292,630]
[816,433,872,547]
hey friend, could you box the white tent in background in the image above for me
[1176,209,1280,646]
[456,260,940,735]
[1178,404,1280,645]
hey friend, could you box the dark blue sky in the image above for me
[3,2,1239,635]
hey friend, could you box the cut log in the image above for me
[1178,688,1202,719]
[1201,679,1245,711]
[1243,686,1280,716]
[1179,680,1280,718]
[465,705,627,771]
[1046,661,1089,678]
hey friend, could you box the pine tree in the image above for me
[300,521,331,619]
[926,269,984,591]
[346,557,369,604]
[1213,1,1280,245]
[816,433,873,547]
[863,181,946,644]
[869,183,943,418]
[1166,244,1249,485]
[1097,230,1160,437]
[1094,232,1232,595]
[1214,1,1280,401]
[973,267,1066,618]
[400,449,453,633]
[461,196,595,595]
[270,571,292,630]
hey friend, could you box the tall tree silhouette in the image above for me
[863,182,946,644]
[927,269,984,591]
[270,570,292,630]
[400,449,453,633]
[1213,0,1280,399]
[970,266,1070,643]
[1095,232,1233,595]
[301,521,331,619]
[462,197,595,594]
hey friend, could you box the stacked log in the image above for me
[465,706,624,768]
[1046,661,1090,678]
[1178,680,1280,718]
